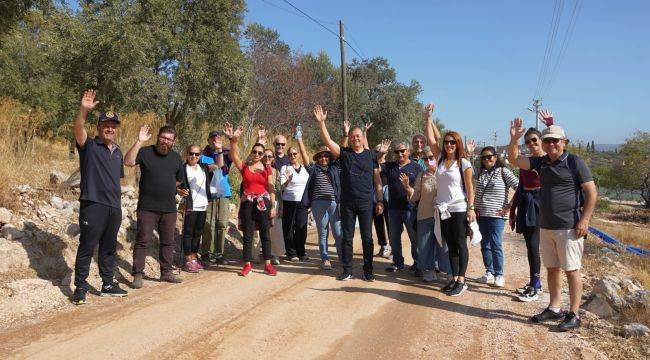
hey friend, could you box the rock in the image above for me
[61,171,81,189]
[1,224,25,240]
[49,171,68,187]
[50,196,65,210]
[583,294,617,318]
[17,184,31,194]
[625,290,649,308]
[0,207,12,225]
[593,277,625,308]
[0,237,30,272]
[622,323,650,338]
[620,278,643,294]
[65,223,80,237]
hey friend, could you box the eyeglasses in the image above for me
[188,152,200,157]
[316,154,330,159]
[542,138,561,144]
[525,137,539,145]
[275,143,286,147]
[159,136,175,142]
[251,150,264,156]
[443,140,457,145]
[394,149,407,154]
[288,152,298,156]
[481,154,495,161]
[264,154,275,159]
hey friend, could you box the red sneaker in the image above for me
[241,263,252,277]
[264,263,277,276]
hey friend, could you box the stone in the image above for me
[622,323,650,338]
[583,294,617,318]
[0,238,30,272]
[0,207,12,224]
[65,223,80,237]
[50,196,65,210]
[593,277,625,308]
[61,172,81,189]
[625,290,649,308]
[49,171,68,187]
[1,224,25,240]
[17,184,31,194]
[620,278,643,294]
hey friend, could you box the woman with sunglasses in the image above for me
[424,103,475,297]
[280,143,311,262]
[178,145,219,272]
[474,147,519,288]
[224,123,277,277]
[509,127,545,301]
[262,148,285,265]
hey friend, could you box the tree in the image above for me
[619,131,650,208]
[591,140,596,153]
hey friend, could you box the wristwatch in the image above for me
[468,204,475,210]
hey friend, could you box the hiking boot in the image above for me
[557,312,581,332]
[385,264,404,273]
[449,281,468,297]
[423,270,437,283]
[185,261,199,273]
[321,259,332,270]
[72,287,87,305]
[337,271,353,281]
[479,271,495,285]
[240,263,253,277]
[442,280,457,293]
[101,282,128,297]
[531,307,565,323]
[161,272,183,284]
[131,273,144,289]
[494,275,505,288]
[264,263,277,276]
[363,271,375,282]
[517,287,540,302]
[271,257,281,266]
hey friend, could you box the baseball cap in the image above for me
[98,111,120,124]
[208,130,222,138]
[541,125,566,140]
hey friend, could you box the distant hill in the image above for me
[595,144,621,152]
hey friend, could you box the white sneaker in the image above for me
[479,271,495,285]
[423,270,437,282]
[494,275,505,288]
[381,246,392,259]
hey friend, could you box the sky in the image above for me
[244,0,649,145]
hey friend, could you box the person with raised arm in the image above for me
[314,105,384,281]
[508,118,597,331]
[71,90,128,305]
[424,103,475,297]
[280,140,310,263]
[224,122,277,277]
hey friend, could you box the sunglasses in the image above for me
[264,154,275,159]
[288,152,298,156]
[525,137,539,145]
[251,150,264,156]
[275,143,286,147]
[481,154,495,161]
[443,140,457,145]
[187,152,201,157]
[394,149,407,154]
[427,155,436,160]
[316,154,330,159]
[542,138,561,144]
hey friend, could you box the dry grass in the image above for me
[591,217,649,255]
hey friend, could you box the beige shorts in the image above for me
[540,228,584,271]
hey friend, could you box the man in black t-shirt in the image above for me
[71,90,128,305]
[314,105,384,282]
[125,125,184,288]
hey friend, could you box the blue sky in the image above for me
[245,0,649,145]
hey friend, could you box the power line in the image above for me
[259,0,306,19]
[535,0,564,98]
[280,0,340,38]
[344,24,367,59]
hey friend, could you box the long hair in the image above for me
[479,146,504,171]
[441,131,466,161]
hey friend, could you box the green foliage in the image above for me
[619,131,650,208]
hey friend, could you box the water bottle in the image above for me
[295,123,303,140]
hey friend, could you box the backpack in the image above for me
[566,153,586,213]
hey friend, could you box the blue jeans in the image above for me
[478,217,506,276]
[416,217,451,273]
[311,199,343,260]
[388,207,418,267]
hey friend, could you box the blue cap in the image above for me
[98,111,120,124]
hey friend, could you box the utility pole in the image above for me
[528,99,542,129]
[492,131,498,149]
[339,20,348,124]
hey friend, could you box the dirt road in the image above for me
[0,229,603,359]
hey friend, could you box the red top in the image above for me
[242,165,271,195]
[519,168,541,188]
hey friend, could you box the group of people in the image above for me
[71,90,596,332]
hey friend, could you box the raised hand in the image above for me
[364,121,374,132]
[399,172,410,189]
[425,103,435,119]
[257,125,267,141]
[466,139,476,155]
[223,122,234,138]
[313,105,327,123]
[538,109,554,126]
[80,90,99,112]
[343,120,350,135]
[378,138,391,154]
[510,118,526,140]
[138,125,152,142]
[232,125,244,139]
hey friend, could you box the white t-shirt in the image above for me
[435,157,473,213]
[186,164,208,211]
[280,164,309,202]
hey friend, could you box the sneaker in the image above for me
[72,287,87,305]
[479,271,495,285]
[214,255,228,265]
[101,282,128,297]
[516,283,530,295]
[409,264,417,272]
[240,263,253,277]
[300,255,310,262]
[494,275,505,288]
[442,280,457,293]
[193,259,204,271]
[423,270,437,283]
[531,307,565,323]
[264,263,277,276]
[557,312,581,332]
[185,261,199,273]
[376,246,386,257]
[131,273,143,289]
[271,257,281,266]
[161,272,183,283]
[363,271,375,282]
[414,268,423,278]
[517,287,540,302]
[288,256,300,263]
[337,271,353,281]
[385,264,405,273]
[321,259,332,270]
[449,281,468,297]
[382,247,392,259]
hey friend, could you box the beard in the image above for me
[155,142,171,155]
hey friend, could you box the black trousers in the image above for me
[74,201,121,289]
[241,199,272,262]
[441,211,469,277]
[182,211,207,256]
[523,226,541,288]
[373,203,389,247]
[340,201,374,273]
[282,200,308,258]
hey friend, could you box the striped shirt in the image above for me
[311,167,336,200]
[475,166,519,218]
